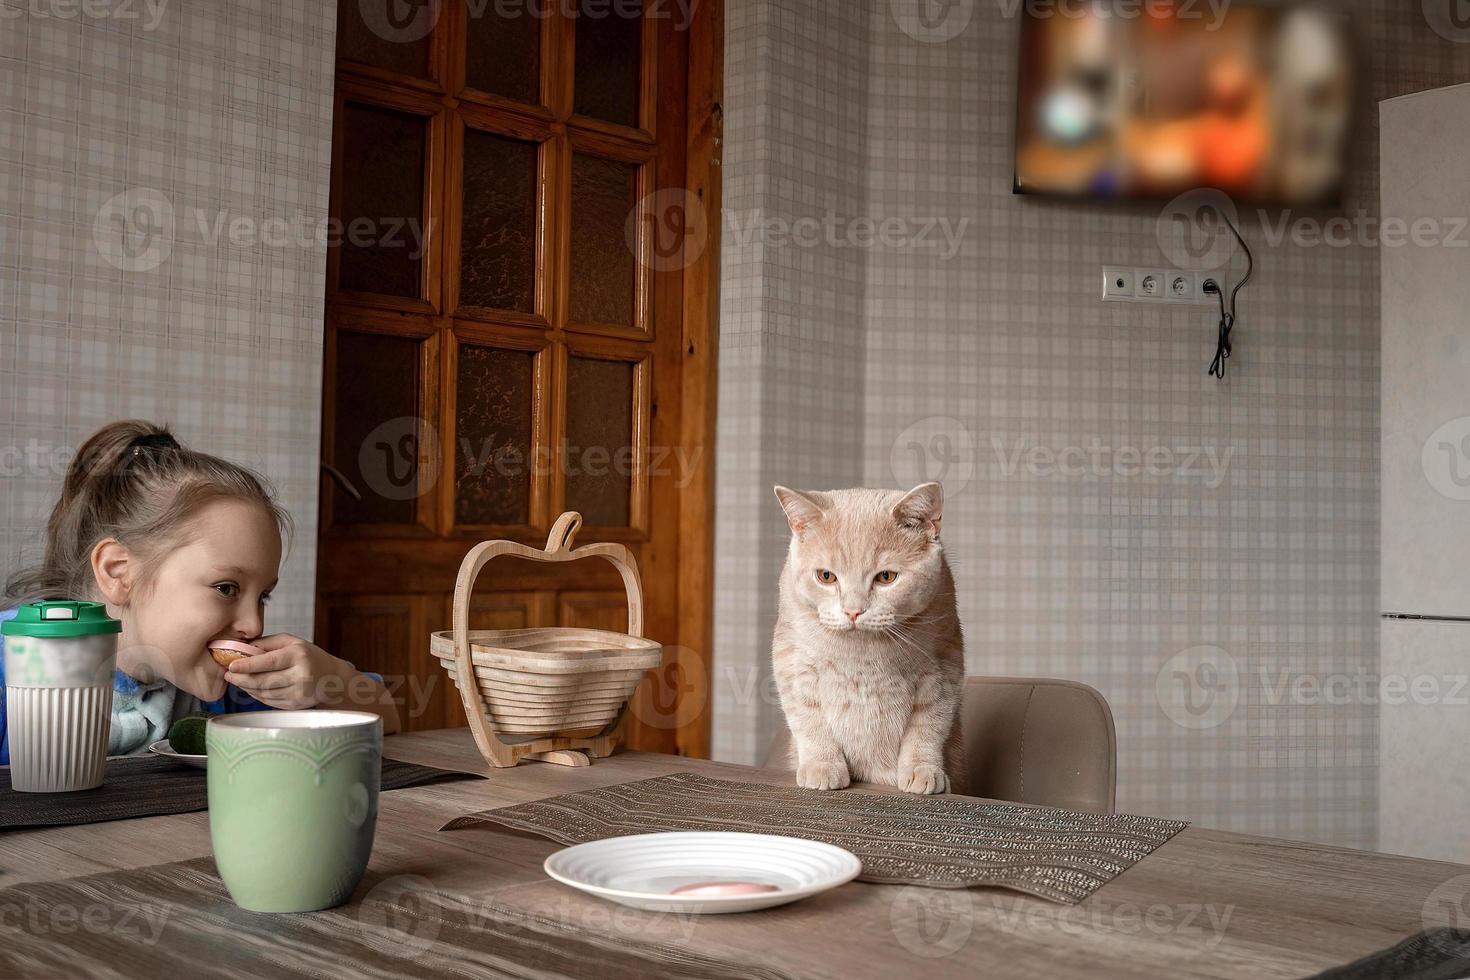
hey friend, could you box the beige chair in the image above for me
[763,675,1117,814]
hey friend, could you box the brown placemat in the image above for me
[0,857,797,980]
[1305,929,1470,980]
[0,754,482,831]
[439,772,1188,905]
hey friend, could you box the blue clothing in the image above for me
[103,667,275,759]
[0,611,380,764]
[0,608,12,764]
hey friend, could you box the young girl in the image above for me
[0,420,400,761]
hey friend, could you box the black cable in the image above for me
[1206,285,1232,379]
[1203,210,1253,381]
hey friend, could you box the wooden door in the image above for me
[316,0,718,757]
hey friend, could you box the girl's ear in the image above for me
[90,538,134,605]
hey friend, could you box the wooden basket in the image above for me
[430,512,662,768]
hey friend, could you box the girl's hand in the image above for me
[224,633,351,709]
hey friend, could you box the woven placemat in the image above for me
[1305,928,1470,980]
[0,754,482,831]
[0,857,796,980]
[440,772,1188,905]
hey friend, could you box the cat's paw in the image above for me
[796,760,850,791]
[898,763,949,795]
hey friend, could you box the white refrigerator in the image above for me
[1380,82,1470,862]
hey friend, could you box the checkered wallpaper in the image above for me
[713,0,872,763]
[0,0,335,638]
[715,0,1470,849]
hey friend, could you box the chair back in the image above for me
[763,675,1117,814]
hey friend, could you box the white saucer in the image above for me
[543,831,861,913]
[146,739,206,769]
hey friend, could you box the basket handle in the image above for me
[451,511,644,641]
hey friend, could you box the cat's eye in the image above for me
[815,570,837,585]
[875,570,898,584]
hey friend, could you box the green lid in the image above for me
[2,601,122,638]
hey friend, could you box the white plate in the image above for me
[146,739,206,769]
[543,831,861,913]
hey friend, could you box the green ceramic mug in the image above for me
[207,711,382,913]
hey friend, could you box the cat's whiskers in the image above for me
[882,623,931,656]
[816,612,855,632]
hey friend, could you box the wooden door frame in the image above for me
[316,0,722,759]
[673,0,722,760]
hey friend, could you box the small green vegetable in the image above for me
[167,714,208,755]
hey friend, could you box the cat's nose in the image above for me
[843,608,863,623]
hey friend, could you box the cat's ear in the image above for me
[892,482,943,540]
[774,486,824,536]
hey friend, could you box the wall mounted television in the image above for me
[1013,3,1353,207]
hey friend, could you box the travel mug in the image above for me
[2,601,120,792]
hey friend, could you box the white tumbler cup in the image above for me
[3,601,120,792]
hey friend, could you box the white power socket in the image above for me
[1101,266,1216,305]
[1103,266,1134,298]
[1137,270,1167,298]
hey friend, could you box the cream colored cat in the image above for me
[771,483,965,795]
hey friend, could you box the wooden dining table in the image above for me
[0,727,1459,979]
